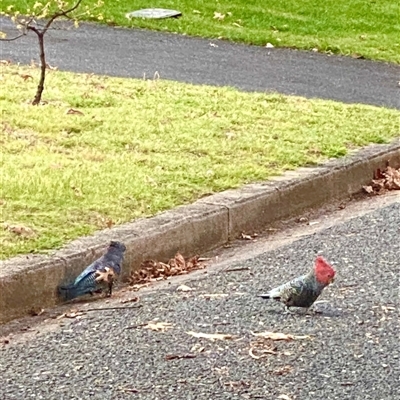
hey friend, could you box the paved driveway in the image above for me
[1,17,399,109]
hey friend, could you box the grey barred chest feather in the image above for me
[281,276,326,308]
[280,285,321,308]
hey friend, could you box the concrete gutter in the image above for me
[1,139,399,324]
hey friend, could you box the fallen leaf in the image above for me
[130,283,151,291]
[3,223,35,238]
[213,12,225,20]
[308,221,320,226]
[176,284,194,292]
[20,74,33,81]
[240,233,254,240]
[165,353,196,360]
[119,387,139,393]
[362,185,374,194]
[120,297,139,304]
[251,331,311,341]
[66,108,84,115]
[46,63,58,70]
[273,365,294,375]
[249,338,278,359]
[70,184,83,197]
[186,331,237,341]
[29,308,45,316]
[64,310,85,319]
[363,165,400,194]
[144,322,174,332]
[190,343,205,353]
[200,293,229,300]
[173,252,186,269]
[103,218,114,229]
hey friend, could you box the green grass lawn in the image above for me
[1,64,399,259]
[1,0,399,62]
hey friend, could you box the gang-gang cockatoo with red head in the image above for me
[259,256,336,311]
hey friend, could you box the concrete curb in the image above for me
[1,139,399,324]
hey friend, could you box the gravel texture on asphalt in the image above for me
[1,202,399,399]
[1,17,399,109]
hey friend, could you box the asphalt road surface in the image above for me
[1,17,399,109]
[1,193,399,400]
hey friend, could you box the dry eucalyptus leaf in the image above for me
[66,108,84,115]
[64,310,84,318]
[29,307,45,316]
[186,331,237,341]
[20,74,33,81]
[173,252,186,269]
[165,353,196,361]
[240,233,253,240]
[249,347,277,359]
[363,165,400,194]
[176,284,194,292]
[213,12,225,20]
[144,322,174,332]
[273,365,294,375]
[3,223,36,238]
[277,395,292,400]
[251,331,311,341]
[120,297,139,304]
[362,185,374,194]
[70,185,83,197]
[200,293,229,300]
[190,343,205,353]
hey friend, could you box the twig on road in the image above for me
[223,266,251,273]
[84,305,143,312]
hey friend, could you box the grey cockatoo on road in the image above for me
[259,256,336,311]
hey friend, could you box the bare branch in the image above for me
[27,25,41,36]
[43,0,83,34]
[0,33,26,41]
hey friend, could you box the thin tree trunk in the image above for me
[32,32,46,105]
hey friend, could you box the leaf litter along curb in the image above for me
[128,252,206,289]
[363,164,400,195]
